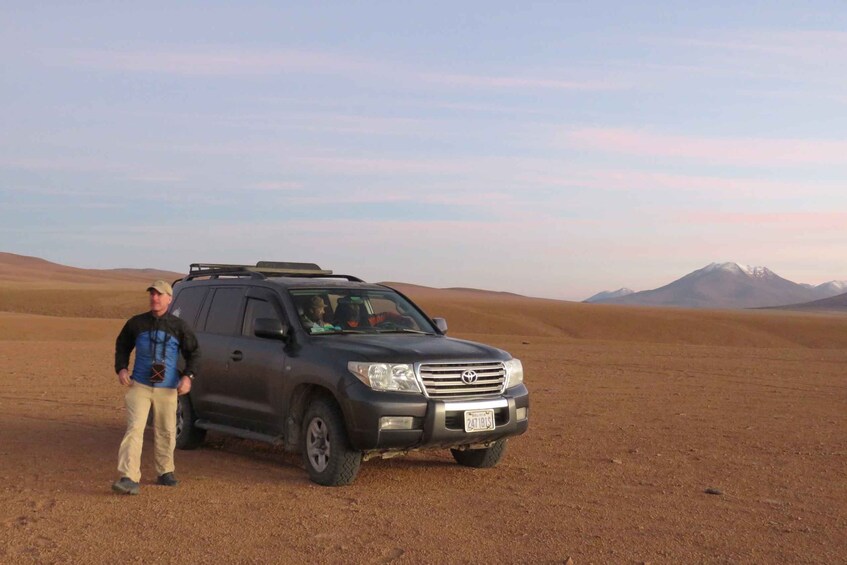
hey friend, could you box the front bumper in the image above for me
[342,383,529,451]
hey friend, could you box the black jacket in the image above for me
[115,311,200,388]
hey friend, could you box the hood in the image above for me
[311,334,510,363]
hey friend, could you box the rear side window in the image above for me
[171,287,208,328]
[204,288,245,335]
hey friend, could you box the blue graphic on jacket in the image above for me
[132,329,182,388]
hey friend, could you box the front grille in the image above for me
[418,361,506,399]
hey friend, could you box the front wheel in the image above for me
[302,398,362,486]
[451,439,507,468]
[175,394,206,450]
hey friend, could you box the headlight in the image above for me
[348,362,422,393]
[504,358,524,389]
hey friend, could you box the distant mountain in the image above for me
[589,262,845,309]
[584,288,634,303]
[765,290,847,312]
[810,280,847,299]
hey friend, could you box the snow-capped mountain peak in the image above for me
[701,262,774,279]
[816,280,847,293]
[586,262,844,309]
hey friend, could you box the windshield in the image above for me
[289,288,437,335]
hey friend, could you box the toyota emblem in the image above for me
[461,370,478,384]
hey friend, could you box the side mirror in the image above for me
[432,317,448,334]
[254,317,288,340]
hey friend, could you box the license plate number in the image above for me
[464,409,495,432]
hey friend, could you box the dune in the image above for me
[0,252,182,285]
[0,252,183,317]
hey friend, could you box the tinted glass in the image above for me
[170,286,208,328]
[242,298,280,336]
[204,288,245,335]
[290,288,435,335]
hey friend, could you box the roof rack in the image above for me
[184,262,364,282]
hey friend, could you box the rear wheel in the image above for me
[302,398,362,486]
[175,395,206,450]
[451,439,507,468]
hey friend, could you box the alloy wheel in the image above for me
[306,417,330,472]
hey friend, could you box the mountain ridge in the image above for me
[585,288,634,303]
[587,262,847,309]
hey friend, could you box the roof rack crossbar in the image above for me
[183,267,265,281]
[279,273,365,282]
[184,262,365,282]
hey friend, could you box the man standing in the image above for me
[112,280,200,495]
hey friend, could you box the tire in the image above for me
[175,394,206,450]
[451,439,507,468]
[302,398,362,486]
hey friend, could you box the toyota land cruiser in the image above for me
[169,262,529,486]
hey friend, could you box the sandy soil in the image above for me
[1,273,846,563]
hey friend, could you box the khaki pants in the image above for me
[117,382,178,482]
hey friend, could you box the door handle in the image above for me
[231,350,243,361]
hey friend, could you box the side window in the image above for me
[242,298,280,337]
[170,287,208,328]
[203,288,245,336]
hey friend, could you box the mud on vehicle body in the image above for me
[169,262,529,486]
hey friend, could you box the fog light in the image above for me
[516,407,528,421]
[379,416,414,430]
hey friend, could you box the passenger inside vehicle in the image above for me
[334,297,412,330]
[334,300,368,329]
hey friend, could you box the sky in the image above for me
[2,1,846,300]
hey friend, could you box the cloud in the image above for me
[52,46,627,94]
[290,155,478,176]
[122,173,184,183]
[274,188,515,209]
[57,47,379,76]
[0,156,128,173]
[680,211,847,230]
[636,30,847,91]
[0,156,186,184]
[251,181,304,191]
[421,72,627,91]
[523,168,845,198]
[674,30,847,62]
[280,113,437,136]
[407,100,550,115]
[561,127,847,167]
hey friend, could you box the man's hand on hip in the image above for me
[117,369,131,386]
[177,376,192,396]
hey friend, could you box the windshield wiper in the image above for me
[310,329,367,335]
[373,328,432,335]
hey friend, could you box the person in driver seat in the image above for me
[300,296,336,332]
[334,297,411,330]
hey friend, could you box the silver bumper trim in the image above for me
[443,398,508,411]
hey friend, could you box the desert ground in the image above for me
[1,257,846,563]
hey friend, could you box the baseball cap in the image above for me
[147,280,173,296]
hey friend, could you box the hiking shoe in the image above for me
[156,472,179,487]
[111,477,140,495]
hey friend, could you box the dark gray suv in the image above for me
[170,262,529,486]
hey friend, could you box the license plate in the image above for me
[464,409,495,432]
